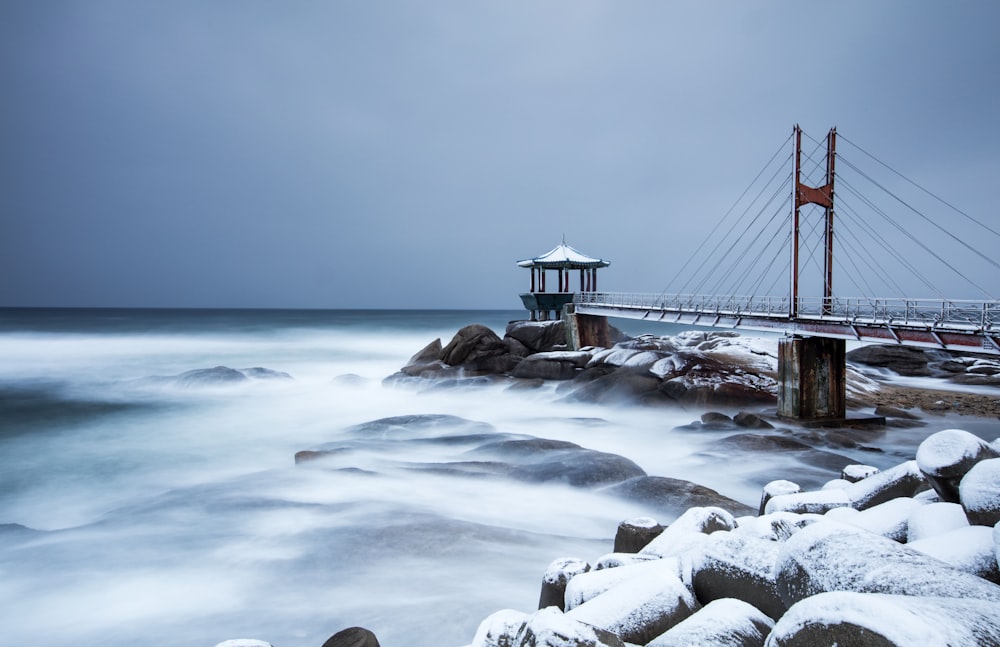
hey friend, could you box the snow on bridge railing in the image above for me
[574,292,1000,331]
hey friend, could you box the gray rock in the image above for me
[321,627,380,647]
[916,429,999,503]
[775,522,1000,607]
[539,557,590,611]
[604,476,755,519]
[505,320,568,354]
[766,592,1000,647]
[846,344,931,376]
[691,532,786,621]
[647,598,773,647]
[566,568,697,645]
[613,517,664,554]
[959,457,1000,526]
[844,460,927,510]
[511,351,591,380]
[514,607,625,647]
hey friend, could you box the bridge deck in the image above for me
[574,292,1000,355]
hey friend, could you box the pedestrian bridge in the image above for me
[574,292,1000,355]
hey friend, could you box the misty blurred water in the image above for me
[0,308,989,646]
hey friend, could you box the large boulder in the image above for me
[775,522,1000,607]
[766,592,1000,646]
[647,598,773,647]
[846,344,931,376]
[691,531,786,620]
[505,320,567,354]
[603,476,755,519]
[512,351,592,380]
[321,627,380,647]
[915,429,999,503]
[470,438,647,488]
[565,568,698,645]
[513,607,625,647]
[960,457,1000,526]
[439,324,520,374]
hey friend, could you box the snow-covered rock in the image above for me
[538,557,590,611]
[959,457,1000,526]
[765,591,1000,646]
[565,568,697,645]
[840,496,927,542]
[470,609,529,647]
[775,521,1000,607]
[564,558,683,611]
[840,464,879,482]
[905,501,969,543]
[691,530,786,620]
[915,428,999,503]
[758,480,801,515]
[646,598,773,647]
[842,459,926,510]
[907,525,1000,583]
[515,606,625,647]
[639,507,738,558]
[612,516,663,553]
[764,488,850,515]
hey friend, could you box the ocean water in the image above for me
[0,308,988,646]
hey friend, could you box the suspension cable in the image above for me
[840,134,1000,239]
[663,133,793,295]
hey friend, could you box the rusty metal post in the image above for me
[792,125,802,318]
[823,127,837,315]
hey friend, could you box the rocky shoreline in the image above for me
[218,320,1000,647]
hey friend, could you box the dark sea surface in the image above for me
[0,308,987,646]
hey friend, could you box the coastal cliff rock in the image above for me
[388,323,781,410]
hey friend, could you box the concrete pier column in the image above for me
[563,305,610,350]
[777,336,846,419]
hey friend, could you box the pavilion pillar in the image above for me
[530,268,536,293]
[541,270,546,292]
[777,336,846,420]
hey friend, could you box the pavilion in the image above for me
[516,241,610,321]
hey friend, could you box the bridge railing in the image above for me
[574,292,999,331]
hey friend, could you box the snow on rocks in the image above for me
[638,507,738,558]
[905,501,970,542]
[564,567,697,645]
[915,428,999,502]
[471,609,530,647]
[774,521,1000,606]
[959,457,1000,526]
[514,607,625,647]
[463,428,1000,647]
[758,480,800,515]
[646,598,773,647]
[907,524,1000,583]
[563,558,684,612]
[765,591,1000,646]
[539,558,591,611]
[612,517,664,554]
[840,464,879,482]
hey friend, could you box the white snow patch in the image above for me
[906,501,969,543]
[907,525,998,579]
[915,428,993,476]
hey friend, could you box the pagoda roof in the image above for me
[517,242,610,269]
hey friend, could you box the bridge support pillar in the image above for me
[563,304,610,350]
[777,335,846,420]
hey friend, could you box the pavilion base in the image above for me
[777,336,847,420]
[564,304,610,350]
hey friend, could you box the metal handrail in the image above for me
[573,292,999,331]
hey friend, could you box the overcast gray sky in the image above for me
[2,1,998,309]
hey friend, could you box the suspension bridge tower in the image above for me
[778,126,847,420]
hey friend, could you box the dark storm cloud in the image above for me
[1,1,998,308]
